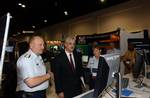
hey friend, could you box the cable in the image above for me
[110,85,114,90]
[105,88,114,98]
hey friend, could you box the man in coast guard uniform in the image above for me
[16,36,52,98]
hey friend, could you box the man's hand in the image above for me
[58,92,64,98]
[46,70,53,79]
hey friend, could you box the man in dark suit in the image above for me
[53,36,83,98]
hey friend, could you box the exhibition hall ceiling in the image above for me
[0,0,129,36]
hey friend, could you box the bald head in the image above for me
[29,36,45,55]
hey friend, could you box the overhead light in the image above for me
[44,19,47,23]
[32,26,35,28]
[18,3,26,8]
[18,3,22,6]
[100,0,105,3]
[21,4,26,8]
[64,11,68,16]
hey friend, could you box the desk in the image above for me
[123,74,150,98]
[74,74,150,98]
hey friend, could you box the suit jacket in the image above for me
[93,56,109,98]
[53,50,83,98]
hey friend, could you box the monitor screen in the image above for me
[93,53,120,98]
[102,53,120,86]
[0,13,11,85]
[82,55,89,63]
[133,51,145,78]
[5,46,14,52]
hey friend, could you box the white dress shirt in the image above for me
[17,49,49,92]
[87,56,99,77]
[65,50,76,68]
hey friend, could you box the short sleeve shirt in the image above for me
[17,49,49,92]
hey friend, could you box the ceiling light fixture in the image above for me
[32,26,35,28]
[44,19,47,23]
[18,3,26,8]
[100,0,105,3]
[21,4,26,8]
[64,11,68,16]
[18,3,22,6]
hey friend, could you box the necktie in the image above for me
[69,54,75,72]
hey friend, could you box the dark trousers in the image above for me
[89,76,96,90]
[63,84,82,98]
[64,89,82,98]
[16,90,46,98]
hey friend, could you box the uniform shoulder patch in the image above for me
[24,53,31,58]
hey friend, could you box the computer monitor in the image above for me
[143,49,149,66]
[0,13,11,87]
[132,51,145,79]
[93,53,120,98]
[103,53,120,86]
[6,46,14,53]
[82,55,89,63]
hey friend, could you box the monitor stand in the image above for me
[134,76,149,88]
[113,72,121,98]
[134,60,149,88]
[99,72,122,98]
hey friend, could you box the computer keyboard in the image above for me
[122,78,129,88]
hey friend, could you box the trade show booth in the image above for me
[74,28,150,98]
